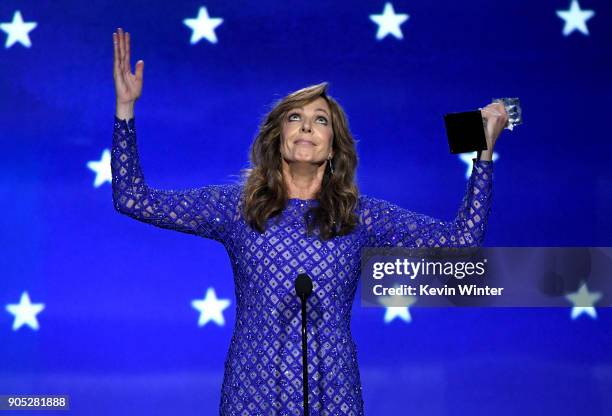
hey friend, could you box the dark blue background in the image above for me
[1,1,611,415]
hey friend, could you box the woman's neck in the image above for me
[281,159,326,199]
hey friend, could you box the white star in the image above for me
[556,0,595,36]
[183,6,223,44]
[384,306,412,323]
[0,10,37,48]
[369,2,409,40]
[87,149,112,188]
[6,292,45,331]
[459,151,499,179]
[381,289,416,323]
[192,287,231,327]
[565,281,602,319]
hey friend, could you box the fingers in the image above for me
[482,105,502,117]
[114,28,143,90]
[135,60,144,82]
[491,102,508,117]
[125,31,131,75]
[115,28,123,74]
[481,103,508,126]
[119,28,126,73]
[481,109,501,119]
[114,28,134,75]
[117,28,127,74]
[113,30,126,88]
[480,102,509,133]
[113,32,120,77]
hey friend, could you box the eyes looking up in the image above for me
[287,112,329,126]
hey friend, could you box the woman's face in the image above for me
[280,97,334,165]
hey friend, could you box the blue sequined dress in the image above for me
[111,116,494,415]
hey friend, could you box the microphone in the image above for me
[296,272,313,300]
[295,272,313,416]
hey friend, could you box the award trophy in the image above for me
[444,97,522,154]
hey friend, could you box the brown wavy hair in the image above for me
[239,82,360,240]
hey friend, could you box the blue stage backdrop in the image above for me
[1,1,611,415]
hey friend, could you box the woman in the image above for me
[112,28,506,416]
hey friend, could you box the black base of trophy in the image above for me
[443,110,488,154]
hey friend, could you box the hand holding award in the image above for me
[444,97,522,160]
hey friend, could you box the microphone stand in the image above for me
[295,272,313,416]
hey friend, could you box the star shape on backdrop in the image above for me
[87,149,112,188]
[192,287,231,327]
[0,10,37,48]
[369,2,410,40]
[459,151,499,179]
[556,0,595,36]
[183,6,223,44]
[380,289,417,323]
[6,292,45,331]
[384,306,412,323]
[565,281,602,320]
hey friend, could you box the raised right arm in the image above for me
[111,28,240,244]
[111,116,241,243]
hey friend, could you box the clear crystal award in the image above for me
[444,97,522,154]
[492,97,522,131]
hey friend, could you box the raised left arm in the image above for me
[360,100,505,247]
[361,158,493,248]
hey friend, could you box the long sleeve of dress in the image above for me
[111,116,240,244]
[360,159,494,247]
